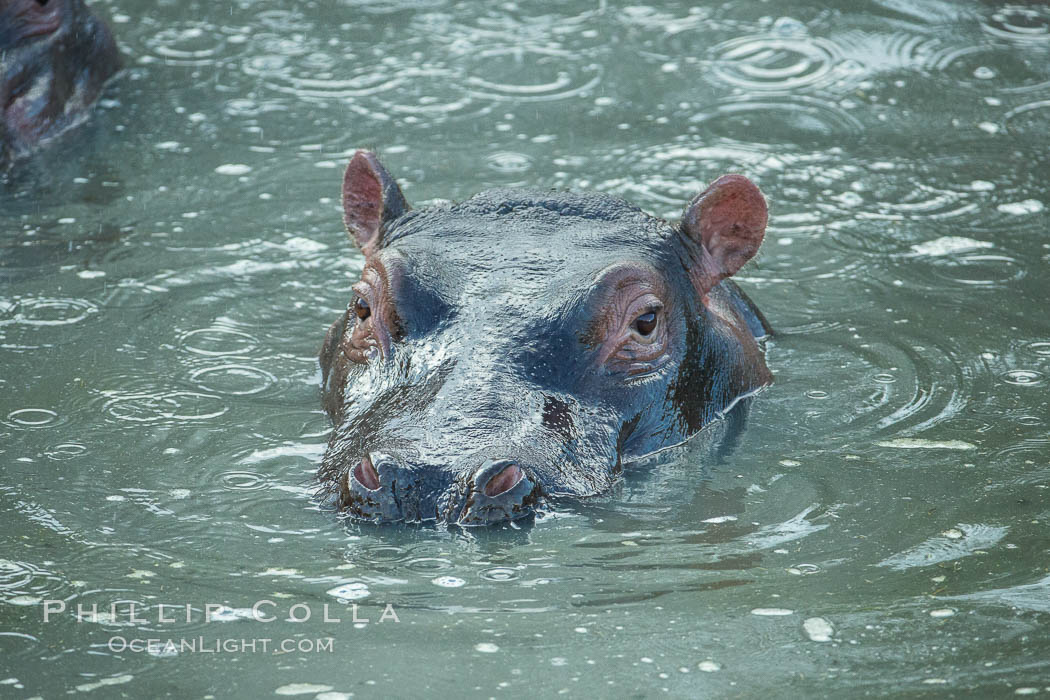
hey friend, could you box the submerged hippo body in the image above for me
[319,151,773,525]
[0,0,120,171]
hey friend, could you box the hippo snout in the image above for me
[342,453,541,525]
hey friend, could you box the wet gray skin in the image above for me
[318,151,774,526]
[0,0,120,171]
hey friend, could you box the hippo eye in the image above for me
[354,297,371,321]
[633,311,658,337]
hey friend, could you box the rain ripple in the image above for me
[767,327,977,444]
[139,21,252,67]
[929,45,1050,93]
[189,364,277,397]
[3,408,60,430]
[179,326,260,357]
[690,96,863,148]
[234,6,606,122]
[101,391,228,425]
[982,4,1050,42]
[708,26,848,93]
[0,558,74,605]
[1004,100,1050,139]
[0,296,99,350]
[462,48,602,102]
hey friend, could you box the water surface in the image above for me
[2,0,1049,697]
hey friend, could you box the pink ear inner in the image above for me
[342,152,385,253]
[681,174,768,293]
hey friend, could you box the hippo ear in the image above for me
[680,174,767,294]
[342,150,410,255]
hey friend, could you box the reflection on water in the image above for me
[2,0,1049,696]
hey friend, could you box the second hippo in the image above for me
[319,151,773,525]
[1,0,120,172]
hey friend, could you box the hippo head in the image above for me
[0,0,120,168]
[318,151,773,525]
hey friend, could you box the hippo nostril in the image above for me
[353,454,381,491]
[483,463,523,497]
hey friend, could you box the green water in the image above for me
[2,0,1049,697]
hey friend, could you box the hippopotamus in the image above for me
[0,0,120,171]
[318,150,773,525]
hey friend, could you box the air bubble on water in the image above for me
[997,199,1045,215]
[282,236,328,253]
[751,608,794,616]
[787,564,821,576]
[327,582,370,600]
[875,438,975,450]
[148,643,179,658]
[910,236,993,256]
[772,16,807,35]
[75,675,134,693]
[275,684,334,696]
[803,617,834,642]
[832,192,863,207]
[475,643,499,653]
[929,608,956,618]
[432,576,466,588]
[208,606,254,622]
[697,661,722,672]
[215,164,252,175]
